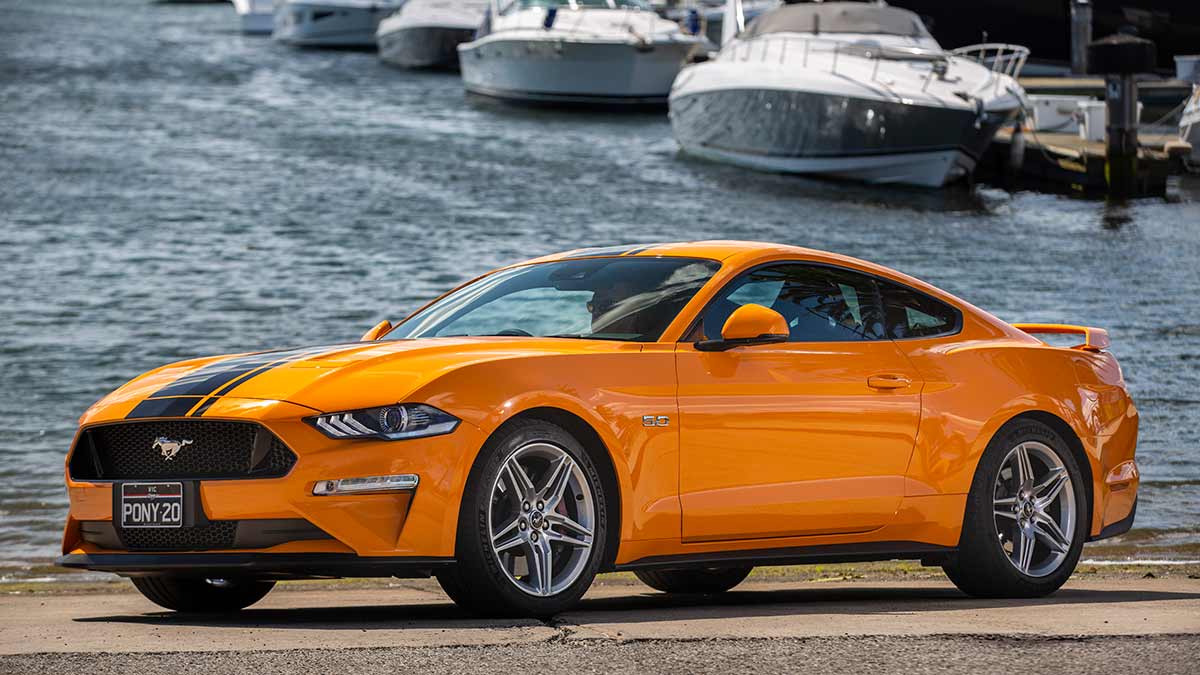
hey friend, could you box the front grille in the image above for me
[81,519,332,552]
[69,420,296,480]
[117,521,238,551]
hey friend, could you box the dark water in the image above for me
[2,0,1198,574]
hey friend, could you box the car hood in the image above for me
[87,337,639,422]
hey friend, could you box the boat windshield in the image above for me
[508,0,651,10]
[387,257,719,342]
[743,3,931,39]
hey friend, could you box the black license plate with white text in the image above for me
[120,482,184,528]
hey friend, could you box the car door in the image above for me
[676,262,923,543]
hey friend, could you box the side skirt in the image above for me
[612,541,955,572]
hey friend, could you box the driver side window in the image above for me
[700,263,885,342]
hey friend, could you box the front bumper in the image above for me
[62,399,489,566]
[57,552,453,579]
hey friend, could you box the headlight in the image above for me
[306,403,459,441]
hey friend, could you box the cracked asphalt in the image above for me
[2,577,1198,673]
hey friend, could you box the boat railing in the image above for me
[949,43,1031,79]
[722,35,1029,95]
[722,34,948,81]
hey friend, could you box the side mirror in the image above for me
[695,304,789,352]
[360,320,392,342]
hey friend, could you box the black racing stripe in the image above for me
[148,342,362,399]
[126,397,206,419]
[127,342,365,420]
[150,349,314,398]
[187,356,305,417]
[190,397,219,417]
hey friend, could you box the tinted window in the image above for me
[699,264,884,342]
[389,257,720,342]
[878,280,961,338]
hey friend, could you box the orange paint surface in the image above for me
[63,242,1138,565]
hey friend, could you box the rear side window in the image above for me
[699,263,885,342]
[878,280,961,339]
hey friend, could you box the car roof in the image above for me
[528,241,910,281]
[531,240,827,263]
[526,240,987,325]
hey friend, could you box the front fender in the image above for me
[413,351,682,548]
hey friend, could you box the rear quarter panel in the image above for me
[897,329,1137,537]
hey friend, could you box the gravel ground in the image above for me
[3,635,1198,675]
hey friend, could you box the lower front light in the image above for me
[312,474,419,496]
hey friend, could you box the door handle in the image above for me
[867,374,911,390]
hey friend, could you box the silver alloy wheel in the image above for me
[487,441,596,597]
[992,441,1076,577]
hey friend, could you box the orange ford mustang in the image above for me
[59,241,1139,617]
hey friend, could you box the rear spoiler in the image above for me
[1012,323,1110,353]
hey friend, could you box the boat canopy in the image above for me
[743,2,932,39]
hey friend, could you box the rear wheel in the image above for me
[635,566,752,594]
[130,576,275,612]
[437,419,608,618]
[943,419,1087,598]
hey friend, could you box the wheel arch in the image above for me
[479,406,624,572]
[993,409,1096,532]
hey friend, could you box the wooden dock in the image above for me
[1019,77,1192,118]
[978,128,1191,198]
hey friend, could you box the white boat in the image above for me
[669,0,1029,187]
[232,0,274,34]
[1182,86,1200,167]
[376,0,490,69]
[273,0,404,47]
[458,0,713,106]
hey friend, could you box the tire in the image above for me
[131,576,275,612]
[437,419,609,618]
[635,566,752,594]
[943,418,1088,598]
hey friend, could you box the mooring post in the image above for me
[1070,1,1092,75]
[1087,33,1156,199]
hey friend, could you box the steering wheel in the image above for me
[493,328,533,337]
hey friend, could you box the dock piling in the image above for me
[1070,1,1092,75]
[1087,33,1157,199]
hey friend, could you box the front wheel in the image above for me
[131,576,275,612]
[943,419,1088,598]
[635,566,752,594]
[437,419,608,618]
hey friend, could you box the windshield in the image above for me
[388,257,719,342]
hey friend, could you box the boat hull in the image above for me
[378,25,476,69]
[459,39,697,106]
[669,87,1014,187]
[233,0,274,34]
[273,3,391,47]
[240,12,274,35]
[1182,86,1200,165]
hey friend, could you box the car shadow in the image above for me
[564,584,1200,623]
[73,583,1200,630]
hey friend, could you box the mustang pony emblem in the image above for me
[152,437,193,461]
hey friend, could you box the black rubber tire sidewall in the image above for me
[635,566,753,594]
[130,576,275,612]
[437,419,608,618]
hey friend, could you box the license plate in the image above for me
[120,482,184,529]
